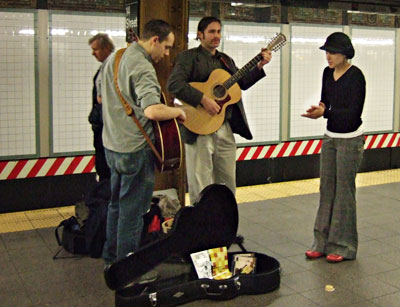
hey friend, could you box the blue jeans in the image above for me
[102,147,155,264]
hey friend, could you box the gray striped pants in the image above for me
[311,135,364,259]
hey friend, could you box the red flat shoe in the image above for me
[305,250,324,259]
[326,254,344,263]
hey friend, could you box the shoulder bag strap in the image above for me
[54,220,64,246]
[113,48,163,165]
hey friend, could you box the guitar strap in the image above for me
[113,48,163,165]
[219,54,234,74]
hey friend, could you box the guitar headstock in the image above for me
[267,33,286,52]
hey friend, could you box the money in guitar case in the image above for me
[104,184,281,306]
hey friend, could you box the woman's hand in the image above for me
[301,102,326,119]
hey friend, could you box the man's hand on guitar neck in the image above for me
[257,49,272,70]
[201,95,221,115]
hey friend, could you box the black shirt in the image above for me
[321,65,366,133]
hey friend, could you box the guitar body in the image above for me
[153,119,182,172]
[153,93,183,172]
[178,69,242,135]
[104,184,239,290]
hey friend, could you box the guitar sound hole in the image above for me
[213,85,226,99]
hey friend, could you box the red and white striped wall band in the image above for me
[1,133,399,180]
[236,133,400,161]
[0,155,95,181]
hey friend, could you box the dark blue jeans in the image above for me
[102,147,155,264]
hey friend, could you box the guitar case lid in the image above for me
[105,184,239,290]
[177,183,239,251]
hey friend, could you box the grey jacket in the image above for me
[167,45,266,144]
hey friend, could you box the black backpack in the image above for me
[53,180,169,259]
[53,180,110,259]
[84,179,110,258]
[53,216,88,259]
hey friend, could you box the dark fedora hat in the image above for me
[320,32,355,59]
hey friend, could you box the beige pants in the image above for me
[185,122,237,205]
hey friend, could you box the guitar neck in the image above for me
[224,53,263,90]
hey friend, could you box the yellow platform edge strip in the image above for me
[1,169,399,234]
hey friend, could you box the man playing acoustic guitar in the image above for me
[101,19,186,267]
[167,16,272,204]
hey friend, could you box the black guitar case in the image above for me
[105,184,280,306]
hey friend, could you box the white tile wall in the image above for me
[290,25,395,138]
[0,12,36,157]
[351,27,395,133]
[224,22,282,144]
[1,13,397,159]
[290,25,342,139]
[50,13,126,154]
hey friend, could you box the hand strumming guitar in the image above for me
[176,108,186,124]
[201,95,221,115]
[145,103,186,123]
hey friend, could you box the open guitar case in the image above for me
[104,184,281,306]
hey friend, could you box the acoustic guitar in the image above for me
[153,93,183,172]
[104,184,239,290]
[177,33,286,135]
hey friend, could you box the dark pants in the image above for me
[93,128,110,181]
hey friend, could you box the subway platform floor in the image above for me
[1,169,400,306]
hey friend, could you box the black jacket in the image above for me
[88,68,103,133]
[321,65,366,133]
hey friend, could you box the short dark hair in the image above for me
[88,33,115,52]
[141,19,172,42]
[197,16,221,34]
